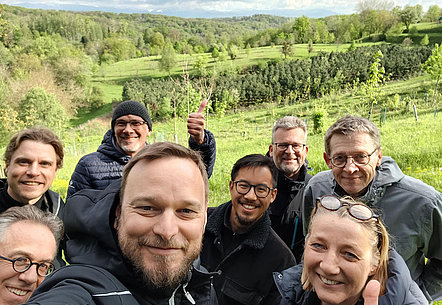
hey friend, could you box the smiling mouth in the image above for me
[21,181,41,186]
[7,287,28,296]
[320,275,341,285]
[241,203,258,210]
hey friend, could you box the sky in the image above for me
[0,0,436,18]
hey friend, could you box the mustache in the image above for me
[138,236,189,250]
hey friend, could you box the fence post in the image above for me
[413,104,418,122]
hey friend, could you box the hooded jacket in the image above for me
[274,249,428,305]
[302,156,442,301]
[201,201,296,305]
[67,129,216,198]
[27,183,217,305]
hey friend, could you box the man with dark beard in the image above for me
[200,154,296,305]
[25,142,217,305]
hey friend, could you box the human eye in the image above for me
[310,242,325,250]
[40,161,53,167]
[355,153,369,163]
[115,120,127,127]
[255,184,269,194]
[130,121,142,127]
[237,182,250,190]
[277,143,289,150]
[333,155,345,161]
[13,257,30,268]
[343,251,360,261]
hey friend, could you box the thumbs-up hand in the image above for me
[187,100,207,145]
[363,280,380,305]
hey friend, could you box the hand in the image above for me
[363,280,380,305]
[187,100,207,145]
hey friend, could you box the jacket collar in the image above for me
[205,201,271,249]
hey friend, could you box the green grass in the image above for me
[91,43,362,101]
[53,74,441,206]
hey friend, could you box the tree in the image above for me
[159,44,176,74]
[211,46,219,61]
[18,87,67,129]
[423,5,441,22]
[293,15,310,43]
[227,44,238,60]
[422,43,442,103]
[420,34,429,46]
[364,50,387,119]
[400,6,419,32]
[281,41,293,58]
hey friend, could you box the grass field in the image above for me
[53,74,442,205]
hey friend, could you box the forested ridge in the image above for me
[0,3,440,146]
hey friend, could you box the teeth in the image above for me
[320,275,339,285]
[242,204,256,209]
[23,182,39,185]
[7,287,27,296]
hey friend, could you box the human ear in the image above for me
[114,205,121,229]
[323,152,332,169]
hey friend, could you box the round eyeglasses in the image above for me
[328,148,378,168]
[233,180,273,198]
[316,195,378,222]
[0,255,55,277]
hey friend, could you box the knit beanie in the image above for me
[111,100,152,131]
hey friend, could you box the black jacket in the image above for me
[67,129,216,198]
[267,164,312,263]
[201,201,296,305]
[27,183,217,305]
[0,178,65,269]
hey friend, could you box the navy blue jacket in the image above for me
[274,249,427,305]
[67,129,216,198]
[27,183,217,304]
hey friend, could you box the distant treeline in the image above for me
[1,3,441,63]
[122,44,432,119]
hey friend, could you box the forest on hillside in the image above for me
[0,3,441,146]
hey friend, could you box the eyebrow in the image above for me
[127,196,204,209]
[8,251,53,263]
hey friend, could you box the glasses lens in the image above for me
[331,155,346,167]
[320,196,341,210]
[348,204,373,220]
[13,257,31,272]
[236,182,250,194]
[255,185,270,198]
[38,263,55,276]
[354,154,369,165]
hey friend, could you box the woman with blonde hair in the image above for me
[274,195,427,305]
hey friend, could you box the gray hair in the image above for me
[324,116,381,155]
[0,205,64,252]
[272,116,307,143]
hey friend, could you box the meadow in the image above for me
[52,73,442,205]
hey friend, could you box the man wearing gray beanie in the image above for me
[67,100,216,197]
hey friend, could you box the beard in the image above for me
[278,160,301,178]
[117,229,201,297]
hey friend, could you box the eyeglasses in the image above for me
[273,143,306,152]
[233,180,273,198]
[115,120,147,129]
[316,195,378,222]
[0,255,55,277]
[329,148,378,168]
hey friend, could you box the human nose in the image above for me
[284,144,296,153]
[26,163,40,176]
[152,210,179,240]
[343,156,358,174]
[243,186,257,200]
[319,251,340,275]
[17,265,39,284]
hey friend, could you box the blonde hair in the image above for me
[301,196,389,295]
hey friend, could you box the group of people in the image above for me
[0,99,440,305]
